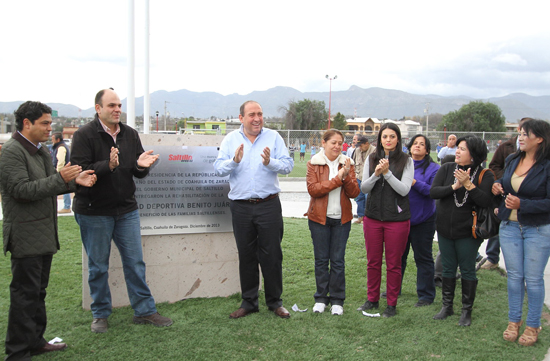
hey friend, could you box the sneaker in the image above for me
[133,312,173,327]
[313,303,326,313]
[357,300,379,311]
[480,260,499,270]
[382,306,396,318]
[353,218,363,224]
[331,305,344,315]
[58,208,71,214]
[476,257,488,270]
[91,318,108,333]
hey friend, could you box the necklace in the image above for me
[453,164,479,207]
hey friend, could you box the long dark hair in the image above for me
[369,123,409,173]
[509,118,550,165]
[407,134,435,175]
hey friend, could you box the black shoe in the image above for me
[357,300,379,311]
[458,309,472,326]
[382,306,396,318]
[434,278,442,288]
[433,277,456,320]
[415,300,433,307]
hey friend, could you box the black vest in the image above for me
[365,156,411,222]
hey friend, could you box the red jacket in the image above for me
[305,151,360,225]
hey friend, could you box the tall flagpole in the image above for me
[127,0,136,128]
[143,0,150,133]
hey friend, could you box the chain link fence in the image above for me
[274,129,516,154]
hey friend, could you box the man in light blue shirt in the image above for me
[214,100,293,319]
[437,134,457,162]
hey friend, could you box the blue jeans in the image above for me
[485,234,500,264]
[355,179,366,218]
[63,193,71,209]
[401,216,436,302]
[75,210,157,318]
[309,218,351,306]
[499,221,550,328]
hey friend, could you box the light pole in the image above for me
[325,75,337,129]
[155,111,159,132]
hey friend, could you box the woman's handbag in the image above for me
[472,169,501,239]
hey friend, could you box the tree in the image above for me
[332,112,347,130]
[437,101,506,132]
[279,99,328,130]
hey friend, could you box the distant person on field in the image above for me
[0,101,96,359]
[51,132,72,213]
[289,143,296,160]
[300,142,306,162]
[214,100,294,319]
[348,134,359,159]
[352,136,375,225]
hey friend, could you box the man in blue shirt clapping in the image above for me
[214,101,294,319]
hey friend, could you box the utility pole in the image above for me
[164,101,170,131]
[424,102,430,137]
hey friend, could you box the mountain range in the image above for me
[1,86,549,123]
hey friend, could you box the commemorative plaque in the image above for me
[134,145,231,235]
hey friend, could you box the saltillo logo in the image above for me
[168,154,193,162]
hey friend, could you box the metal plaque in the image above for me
[134,145,232,235]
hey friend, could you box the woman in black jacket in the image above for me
[430,135,494,326]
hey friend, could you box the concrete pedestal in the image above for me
[82,134,239,310]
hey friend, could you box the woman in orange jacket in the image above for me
[306,129,360,315]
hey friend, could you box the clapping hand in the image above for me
[137,150,159,168]
[338,158,351,180]
[374,158,389,177]
[261,147,271,166]
[60,162,82,183]
[76,170,97,187]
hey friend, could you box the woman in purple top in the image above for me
[401,134,440,306]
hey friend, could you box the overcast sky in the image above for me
[1,0,549,111]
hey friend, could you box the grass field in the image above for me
[0,216,548,360]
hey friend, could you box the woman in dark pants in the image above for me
[430,135,494,326]
[400,135,440,307]
[306,129,360,315]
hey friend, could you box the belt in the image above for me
[236,193,279,204]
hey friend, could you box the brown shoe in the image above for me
[354,218,363,224]
[30,342,67,355]
[480,261,499,270]
[91,318,108,333]
[229,307,258,319]
[58,208,71,214]
[272,306,290,319]
[133,312,173,327]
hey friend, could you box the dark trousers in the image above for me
[401,217,436,302]
[485,234,500,264]
[308,218,351,306]
[5,255,52,361]
[438,235,482,281]
[230,197,284,311]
